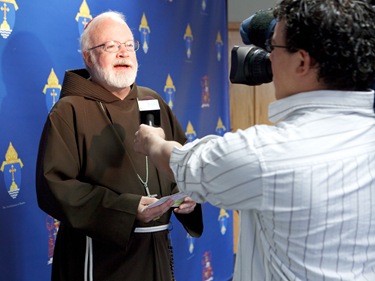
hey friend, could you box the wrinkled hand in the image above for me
[137,196,174,223]
[173,197,197,214]
[134,124,165,155]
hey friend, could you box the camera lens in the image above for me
[230,45,273,86]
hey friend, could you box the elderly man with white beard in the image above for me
[35,11,203,281]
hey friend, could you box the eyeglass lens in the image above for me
[104,40,139,52]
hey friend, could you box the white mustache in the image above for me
[113,59,134,67]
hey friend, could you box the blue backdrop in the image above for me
[0,0,233,280]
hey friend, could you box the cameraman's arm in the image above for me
[134,124,181,181]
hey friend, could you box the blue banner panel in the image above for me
[0,0,232,280]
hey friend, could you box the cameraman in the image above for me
[134,0,375,280]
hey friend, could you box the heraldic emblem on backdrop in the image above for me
[0,0,18,39]
[0,0,232,280]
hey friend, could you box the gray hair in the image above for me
[80,11,127,52]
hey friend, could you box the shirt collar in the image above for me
[268,89,375,123]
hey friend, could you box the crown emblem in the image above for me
[186,121,197,143]
[1,142,23,199]
[76,0,92,35]
[43,68,61,110]
[0,0,19,39]
[139,13,150,54]
[164,74,176,109]
[184,24,193,59]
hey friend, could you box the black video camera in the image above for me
[230,9,275,86]
[231,5,375,89]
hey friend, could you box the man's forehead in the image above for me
[92,20,132,41]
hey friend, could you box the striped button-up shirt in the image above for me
[171,90,375,281]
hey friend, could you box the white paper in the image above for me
[137,99,160,111]
[144,192,188,209]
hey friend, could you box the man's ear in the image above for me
[296,49,314,76]
[83,51,94,68]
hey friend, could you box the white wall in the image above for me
[228,0,278,22]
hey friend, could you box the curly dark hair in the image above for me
[274,0,375,90]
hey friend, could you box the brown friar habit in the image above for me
[36,69,203,281]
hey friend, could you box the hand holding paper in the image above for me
[144,192,188,209]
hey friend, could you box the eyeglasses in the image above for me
[88,40,140,53]
[264,39,289,52]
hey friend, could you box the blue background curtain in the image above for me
[0,0,233,280]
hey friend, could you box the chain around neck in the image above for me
[136,156,154,197]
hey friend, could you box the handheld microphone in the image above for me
[240,8,276,50]
[137,96,161,127]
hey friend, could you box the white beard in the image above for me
[90,57,138,89]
